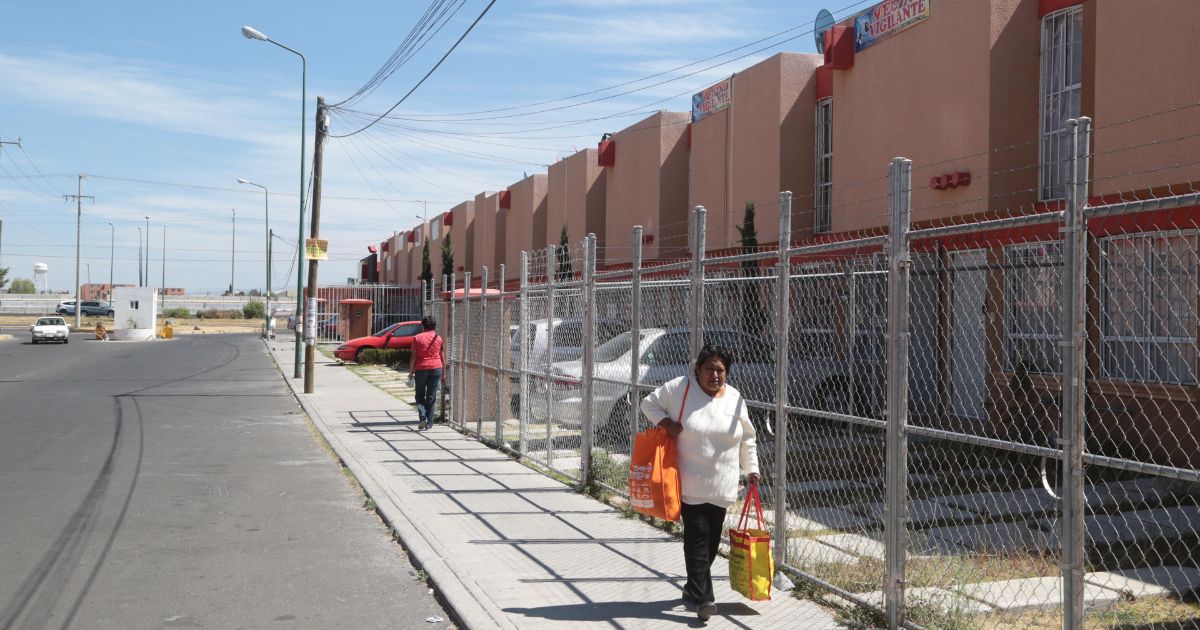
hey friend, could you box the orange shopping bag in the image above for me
[728,482,773,600]
[627,381,689,522]
[627,426,681,521]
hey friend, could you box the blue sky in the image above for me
[0,0,857,294]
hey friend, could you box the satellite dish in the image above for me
[814,8,835,54]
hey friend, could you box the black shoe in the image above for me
[697,601,717,622]
[681,592,699,606]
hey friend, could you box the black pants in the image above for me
[680,501,727,604]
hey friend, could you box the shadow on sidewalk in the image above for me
[504,599,762,628]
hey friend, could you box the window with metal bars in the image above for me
[1101,232,1199,385]
[1039,7,1083,201]
[1004,242,1063,374]
[814,97,833,233]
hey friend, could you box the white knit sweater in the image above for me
[639,375,759,508]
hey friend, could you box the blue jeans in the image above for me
[414,368,442,425]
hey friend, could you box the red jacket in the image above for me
[411,330,444,371]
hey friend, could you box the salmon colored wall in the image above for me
[449,200,474,275]
[472,192,498,281]
[604,111,690,266]
[832,0,993,232]
[985,0,1040,215]
[689,52,821,249]
[504,174,547,281]
[429,215,448,281]
[547,148,606,251]
[1091,0,1200,197]
[494,207,507,282]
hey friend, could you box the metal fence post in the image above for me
[448,273,457,427]
[545,245,556,468]
[519,253,530,456]
[629,226,644,454]
[495,263,506,446]
[1061,116,1091,630]
[478,267,489,438]
[460,272,472,428]
[580,234,597,485]
[690,206,707,357]
[773,191,793,567]
[885,157,912,630]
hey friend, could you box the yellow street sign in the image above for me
[305,238,329,261]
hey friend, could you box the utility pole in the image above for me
[64,175,95,329]
[138,227,143,287]
[303,97,328,394]
[106,222,114,298]
[230,209,236,295]
[144,216,150,291]
[161,224,166,297]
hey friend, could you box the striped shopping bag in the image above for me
[728,482,773,601]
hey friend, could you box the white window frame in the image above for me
[1100,231,1199,385]
[1038,6,1084,201]
[1004,241,1063,374]
[432,218,441,242]
[814,97,833,234]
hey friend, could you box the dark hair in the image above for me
[421,316,436,331]
[694,344,734,375]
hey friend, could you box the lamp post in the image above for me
[238,178,271,336]
[242,24,306,378]
[144,216,150,290]
[138,226,143,287]
[161,224,166,298]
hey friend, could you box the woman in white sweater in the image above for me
[640,344,760,622]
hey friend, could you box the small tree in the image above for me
[10,278,35,294]
[420,239,433,299]
[441,233,454,281]
[243,300,266,319]
[556,224,573,281]
[0,267,8,291]
[737,200,765,336]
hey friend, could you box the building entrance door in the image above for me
[950,249,987,420]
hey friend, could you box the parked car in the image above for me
[511,317,627,372]
[334,320,424,362]
[56,300,114,317]
[528,326,857,450]
[31,316,70,344]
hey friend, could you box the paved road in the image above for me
[0,332,449,629]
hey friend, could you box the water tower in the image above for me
[33,262,49,293]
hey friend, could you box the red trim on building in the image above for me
[598,139,616,166]
[815,66,833,100]
[443,211,454,226]
[498,189,512,209]
[368,244,378,254]
[1039,0,1083,18]
[823,26,854,70]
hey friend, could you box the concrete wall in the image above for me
[547,148,606,252]
[603,111,691,266]
[449,200,474,276]
[1090,0,1200,197]
[688,52,822,248]
[473,192,499,281]
[506,174,547,277]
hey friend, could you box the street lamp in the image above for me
[144,216,150,290]
[238,178,271,336]
[242,24,306,378]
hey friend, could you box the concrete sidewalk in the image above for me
[267,337,842,630]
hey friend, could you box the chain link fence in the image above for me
[426,118,1199,629]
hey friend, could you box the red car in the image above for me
[334,320,423,362]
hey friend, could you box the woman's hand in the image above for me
[746,472,761,485]
[658,418,682,438]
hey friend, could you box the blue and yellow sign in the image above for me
[854,0,931,52]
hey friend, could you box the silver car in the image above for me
[528,326,854,450]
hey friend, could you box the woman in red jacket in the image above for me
[408,316,445,430]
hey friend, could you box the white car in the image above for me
[31,316,70,344]
[527,326,856,450]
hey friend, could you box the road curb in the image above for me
[264,340,509,630]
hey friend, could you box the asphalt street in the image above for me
[0,331,449,629]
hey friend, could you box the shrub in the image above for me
[355,348,412,366]
[195,309,240,319]
[163,307,191,318]
[243,300,266,319]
